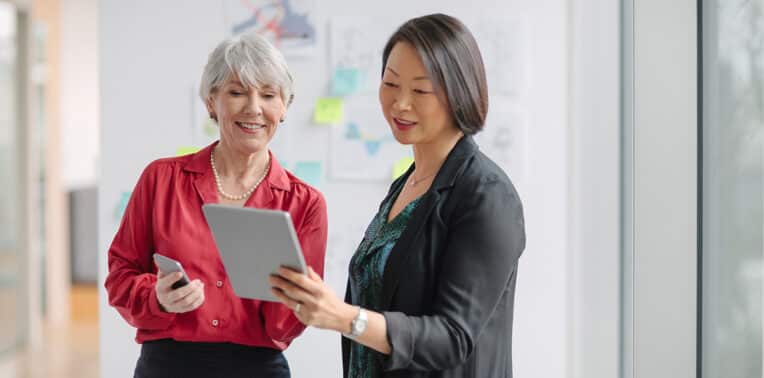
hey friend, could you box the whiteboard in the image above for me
[98,1,570,377]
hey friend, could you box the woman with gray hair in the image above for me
[105,32,327,378]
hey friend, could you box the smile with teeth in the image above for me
[236,121,266,130]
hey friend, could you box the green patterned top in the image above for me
[347,184,422,378]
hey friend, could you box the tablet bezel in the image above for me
[202,204,307,302]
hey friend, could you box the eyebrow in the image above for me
[385,67,430,81]
[226,82,278,92]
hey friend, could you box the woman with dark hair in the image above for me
[270,13,525,377]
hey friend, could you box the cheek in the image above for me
[218,98,242,119]
[418,100,449,124]
[379,91,393,113]
[266,104,285,121]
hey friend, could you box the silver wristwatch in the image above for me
[344,306,368,339]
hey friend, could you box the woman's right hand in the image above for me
[155,271,205,313]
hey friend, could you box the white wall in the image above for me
[60,0,99,189]
[98,1,574,377]
[568,0,621,377]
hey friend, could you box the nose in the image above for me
[392,91,412,112]
[244,94,263,116]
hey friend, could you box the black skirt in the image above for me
[134,339,290,378]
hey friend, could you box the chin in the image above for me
[390,131,416,146]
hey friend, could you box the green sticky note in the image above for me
[202,118,218,137]
[176,146,200,156]
[293,161,323,187]
[392,157,414,180]
[313,97,344,125]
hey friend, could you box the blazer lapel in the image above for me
[381,136,478,308]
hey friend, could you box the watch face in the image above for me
[352,320,363,334]
[352,310,368,335]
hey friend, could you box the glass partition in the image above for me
[0,0,21,355]
[702,0,764,376]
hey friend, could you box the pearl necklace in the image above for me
[210,148,270,201]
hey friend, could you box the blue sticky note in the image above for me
[364,140,382,156]
[331,68,363,96]
[345,122,361,140]
[293,161,323,187]
[116,191,131,220]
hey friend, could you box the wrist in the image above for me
[336,303,357,334]
[342,306,368,339]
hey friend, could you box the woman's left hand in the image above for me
[269,266,355,333]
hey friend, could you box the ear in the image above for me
[204,97,217,121]
[278,105,287,123]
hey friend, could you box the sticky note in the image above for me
[392,157,414,180]
[293,161,323,187]
[364,140,382,156]
[176,146,200,156]
[330,68,363,96]
[313,98,344,125]
[116,191,131,220]
[345,122,361,140]
[202,118,218,137]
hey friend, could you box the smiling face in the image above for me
[206,75,286,155]
[379,42,459,146]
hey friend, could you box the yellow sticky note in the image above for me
[313,97,344,125]
[392,157,414,180]
[176,146,200,156]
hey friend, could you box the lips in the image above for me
[393,117,417,132]
[236,121,266,133]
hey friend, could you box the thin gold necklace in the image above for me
[210,148,270,201]
[408,170,437,187]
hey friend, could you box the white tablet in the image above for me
[201,204,307,302]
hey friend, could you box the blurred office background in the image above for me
[0,0,761,377]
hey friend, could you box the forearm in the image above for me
[106,270,175,329]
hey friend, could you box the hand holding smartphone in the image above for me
[153,253,191,289]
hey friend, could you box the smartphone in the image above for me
[152,253,191,290]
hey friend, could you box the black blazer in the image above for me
[342,136,526,378]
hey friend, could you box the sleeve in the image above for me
[382,179,526,371]
[104,162,176,330]
[261,191,329,344]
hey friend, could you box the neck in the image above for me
[411,129,464,179]
[214,140,269,181]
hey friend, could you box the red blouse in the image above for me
[104,142,327,350]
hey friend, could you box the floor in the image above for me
[0,285,99,378]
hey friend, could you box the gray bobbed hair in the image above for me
[199,33,294,107]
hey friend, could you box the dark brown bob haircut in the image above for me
[381,13,489,135]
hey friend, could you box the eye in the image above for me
[413,89,433,95]
[262,93,277,99]
[229,90,244,96]
[383,81,399,88]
